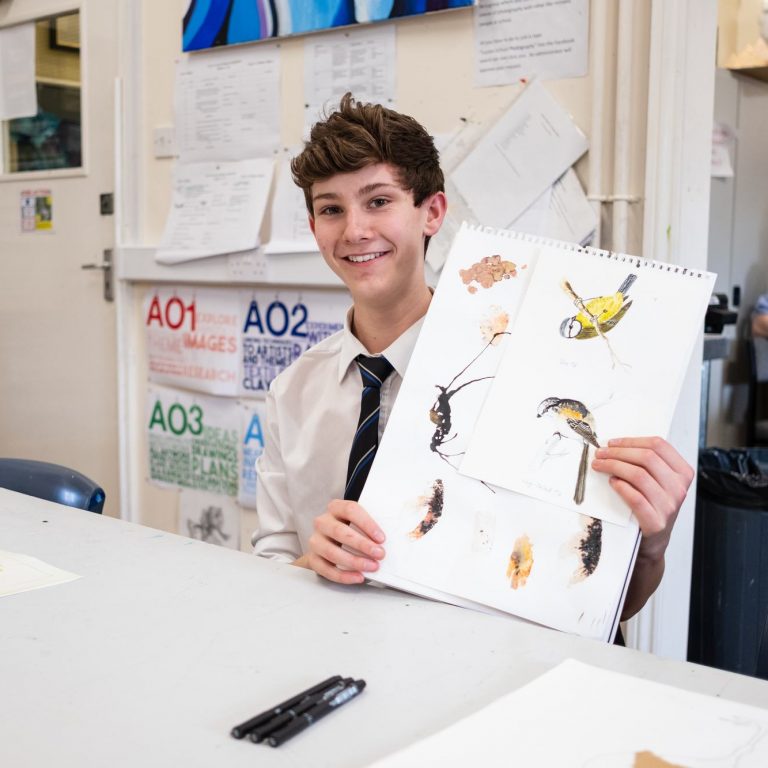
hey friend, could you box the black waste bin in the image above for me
[688,447,768,676]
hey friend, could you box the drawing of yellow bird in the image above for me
[537,397,600,505]
[560,274,637,340]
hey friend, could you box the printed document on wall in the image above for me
[474,0,589,86]
[179,489,240,550]
[303,24,395,135]
[156,158,274,264]
[450,80,588,228]
[174,45,281,162]
[0,23,36,120]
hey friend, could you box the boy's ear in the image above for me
[308,214,316,235]
[423,191,448,237]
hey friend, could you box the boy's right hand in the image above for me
[294,499,386,584]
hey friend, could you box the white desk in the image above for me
[1,489,767,767]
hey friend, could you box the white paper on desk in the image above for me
[474,0,589,86]
[303,24,395,136]
[461,236,716,523]
[157,158,274,264]
[174,45,280,162]
[361,223,639,641]
[511,168,597,246]
[0,550,79,597]
[264,150,319,255]
[178,490,240,550]
[0,23,37,120]
[451,79,588,229]
[370,658,768,767]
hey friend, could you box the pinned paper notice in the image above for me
[451,80,588,229]
[157,158,274,264]
[0,550,80,597]
[0,23,37,121]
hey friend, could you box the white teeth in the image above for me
[347,251,384,263]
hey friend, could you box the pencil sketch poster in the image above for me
[461,245,715,524]
[239,288,346,396]
[238,399,266,509]
[145,286,241,397]
[147,385,239,497]
[359,223,640,641]
[183,0,475,51]
[178,489,240,550]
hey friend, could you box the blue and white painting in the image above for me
[183,0,475,51]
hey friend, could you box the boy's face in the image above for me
[309,163,445,313]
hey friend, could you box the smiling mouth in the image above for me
[345,251,387,264]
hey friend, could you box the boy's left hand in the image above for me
[592,436,695,618]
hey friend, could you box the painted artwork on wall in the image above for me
[183,0,475,52]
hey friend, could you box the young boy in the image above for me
[253,94,694,621]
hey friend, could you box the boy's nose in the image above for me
[343,210,372,242]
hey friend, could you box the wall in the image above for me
[706,68,768,448]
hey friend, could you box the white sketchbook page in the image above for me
[451,80,588,229]
[174,45,280,162]
[156,159,274,264]
[361,223,639,640]
[461,242,716,524]
[474,0,589,86]
[370,658,768,768]
[0,23,36,121]
[178,489,240,550]
[0,550,80,597]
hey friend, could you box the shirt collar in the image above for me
[337,307,426,383]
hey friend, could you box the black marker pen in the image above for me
[230,675,343,739]
[248,678,351,743]
[266,679,367,748]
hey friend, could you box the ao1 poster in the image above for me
[147,384,239,496]
[144,286,241,396]
[239,288,346,396]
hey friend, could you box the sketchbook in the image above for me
[361,223,714,641]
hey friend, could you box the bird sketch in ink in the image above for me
[409,479,445,539]
[459,254,524,294]
[560,274,637,368]
[429,327,510,471]
[187,505,231,545]
[537,397,601,505]
[507,534,534,589]
[570,516,603,583]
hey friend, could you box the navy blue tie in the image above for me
[344,354,395,502]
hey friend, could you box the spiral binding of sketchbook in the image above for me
[360,222,716,642]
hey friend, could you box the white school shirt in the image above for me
[253,309,424,562]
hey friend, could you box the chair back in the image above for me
[757,612,768,681]
[0,458,105,513]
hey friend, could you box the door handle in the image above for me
[81,249,113,302]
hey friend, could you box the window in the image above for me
[2,11,81,174]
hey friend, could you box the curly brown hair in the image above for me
[291,93,445,215]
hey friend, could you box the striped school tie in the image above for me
[344,354,395,502]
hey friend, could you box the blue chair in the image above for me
[0,458,105,514]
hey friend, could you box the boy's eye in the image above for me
[319,205,342,216]
[369,197,389,209]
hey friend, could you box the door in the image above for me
[0,1,120,514]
